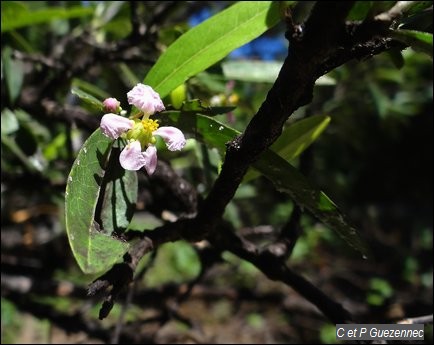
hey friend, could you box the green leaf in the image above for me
[347,1,373,20]
[65,129,129,274]
[72,78,110,101]
[71,87,104,112]
[385,48,405,69]
[391,30,433,57]
[401,1,433,17]
[244,115,331,182]
[1,108,19,135]
[145,241,200,287]
[2,46,24,104]
[222,60,284,83]
[222,60,336,85]
[1,3,94,32]
[254,150,368,256]
[178,99,235,116]
[144,1,283,98]
[159,112,367,256]
[99,140,138,233]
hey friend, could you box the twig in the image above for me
[208,224,353,324]
[398,314,433,325]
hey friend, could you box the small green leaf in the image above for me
[391,30,433,57]
[72,78,110,101]
[159,112,368,256]
[2,46,24,104]
[244,115,331,182]
[1,3,94,32]
[1,108,19,134]
[65,129,129,274]
[144,1,283,98]
[71,87,104,111]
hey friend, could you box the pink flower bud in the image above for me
[103,98,121,113]
[127,83,165,116]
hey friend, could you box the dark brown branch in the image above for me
[151,160,198,218]
[208,225,352,324]
[197,2,356,230]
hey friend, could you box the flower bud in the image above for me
[103,98,121,113]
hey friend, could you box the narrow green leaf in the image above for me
[71,87,104,111]
[401,1,433,17]
[177,99,235,116]
[244,115,331,182]
[1,4,94,32]
[159,112,367,256]
[391,30,433,57]
[222,60,336,85]
[65,129,129,274]
[72,78,110,101]
[222,60,284,83]
[1,132,39,173]
[144,1,283,98]
[254,150,368,255]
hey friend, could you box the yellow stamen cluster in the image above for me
[142,118,159,133]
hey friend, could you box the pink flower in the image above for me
[102,98,121,113]
[119,141,158,174]
[99,113,186,174]
[100,113,134,139]
[127,83,165,116]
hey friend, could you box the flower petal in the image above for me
[100,113,133,139]
[127,83,165,116]
[142,145,158,175]
[119,141,147,171]
[154,126,186,151]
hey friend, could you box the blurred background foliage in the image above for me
[1,1,433,343]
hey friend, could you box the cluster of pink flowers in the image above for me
[100,84,186,175]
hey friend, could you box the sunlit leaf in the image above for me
[1,108,19,134]
[222,60,284,83]
[1,3,94,32]
[222,60,336,85]
[144,1,283,98]
[145,241,200,287]
[391,30,433,57]
[65,129,130,274]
